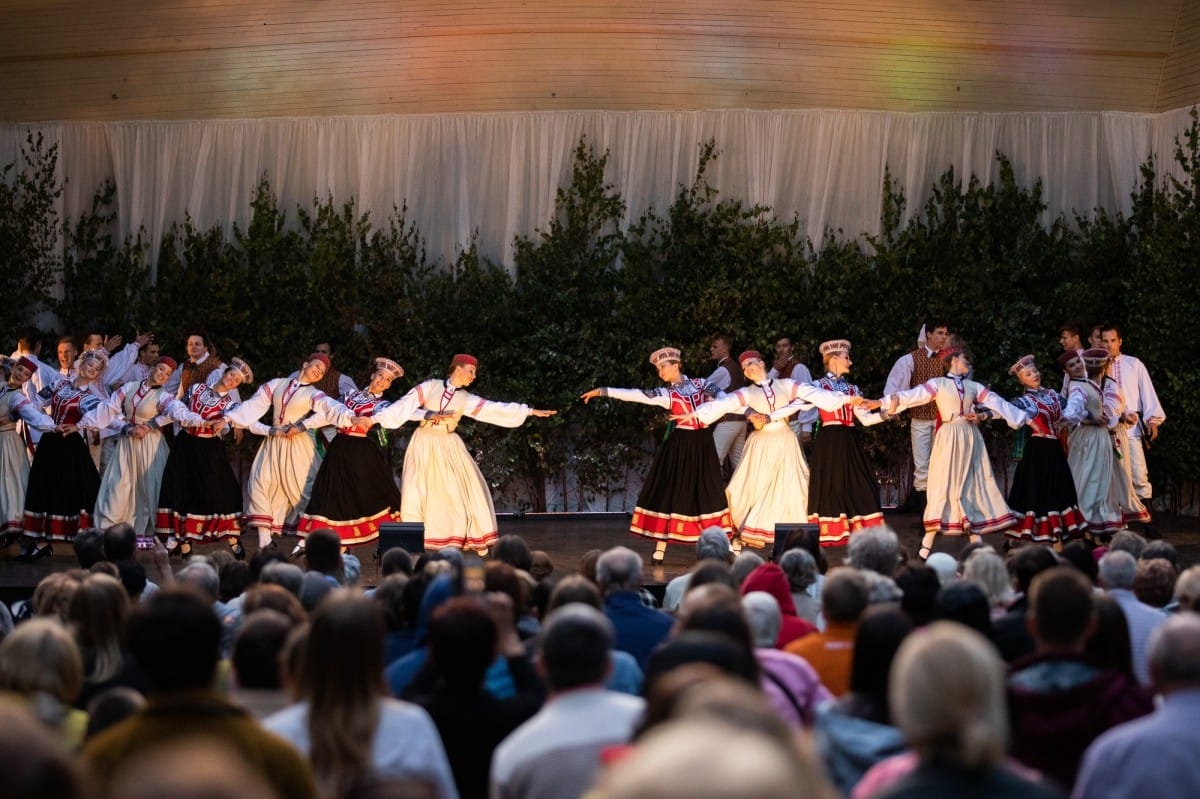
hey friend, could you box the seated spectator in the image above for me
[596,547,672,669]
[72,529,105,569]
[663,526,731,612]
[730,551,765,586]
[741,563,816,647]
[1086,595,1138,680]
[67,573,149,709]
[1107,529,1147,559]
[1075,614,1200,799]
[493,534,534,574]
[963,549,1015,619]
[259,561,305,597]
[924,552,958,586]
[379,546,414,578]
[1059,540,1099,585]
[85,687,145,741]
[859,622,1062,799]
[229,609,296,719]
[785,567,870,697]
[546,575,643,695]
[743,590,832,727]
[931,580,994,639]
[778,547,821,625]
[415,596,544,799]
[893,564,941,627]
[992,544,1058,662]
[1141,539,1178,569]
[373,573,416,666]
[647,584,761,690]
[0,618,87,747]
[814,607,912,796]
[1173,565,1200,613]
[491,604,645,799]
[82,587,318,799]
[1134,558,1176,609]
[241,583,308,626]
[529,550,554,582]
[31,571,84,623]
[1099,550,1167,685]
[1007,568,1153,791]
[264,590,456,799]
[107,737,276,799]
[0,696,87,799]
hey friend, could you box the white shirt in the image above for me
[883,346,937,397]
[1108,353,1165,438]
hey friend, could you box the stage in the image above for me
[2,509,1198,604]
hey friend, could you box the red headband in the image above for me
[738,350,764,366]
[307,353,331,370]
[451,353,478,369]
[155,356,178,370]
[16,356,37,373]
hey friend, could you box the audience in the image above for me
[596,546,672,669]
[662,526,730,612]
[785,567,869,696]
[778,547,821,625]
[992,544,1058,662]
[0,617,88,747]
[1098,550,1167,684]
[740,562,816,647]
[743,590,832,728]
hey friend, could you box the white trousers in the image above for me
[713,420,747,471]
[910,419,936,492]
[1124,431,1153,499]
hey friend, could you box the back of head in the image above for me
[103,523,137,561]
[1086,595,1135,678]
[548,574,604,612]
[260,561,305,597]
[299,572,335,612]
[849,606,914,718]
[1148,613,1200,692]
[32,572,82,623]
[889,622,1008,769]
[0,618,84,705]
[107,737,275,799]
[845,526,901,576]
[676,584,755,656]
[1098,550,1137,591]
[0,696,87,799]
[232,609,294,690]
[696,527,731,563]
[85,687,146,741]
[1059,540,1099,585]
[494,534,533,572]
[530,550,554,582]
[687,560,738,595]
[299,590,385,700]
[1134,558,1177,608]
[1108,529,1147,559]
[779,547,818,593]
[931,581,993,637]
[1010,544,1059,594]
[742,591,783,648]
[304,529,343,577]
[644,631,761,690]
[372,573,410,632]
[596,546,643,594]
[1141,540,1178,568]
[428,597,497,689]
[539,603,614,691]
[127,587,221,693]
[894,564,941,627]
[176,561,220,603]
[1027,567,1094,650]
[1174,565,1200,613]
[116,559,148,601]
[242,583,308,626]
[72,529,105,568]
[962,549,1014,609]
[730,551,765,586]
[821,567,870,624]
[219,560,251,603]
[67,574,129,681]
[379,547,414,577]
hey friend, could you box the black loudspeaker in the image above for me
[771,522,821,563]
[377,522,425,558]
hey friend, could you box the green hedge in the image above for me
[5,110,1199,511]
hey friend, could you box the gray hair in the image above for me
[731,552,766,586]
[1174,565,1200,612]
[861,571,904,605]
[1108,529,1147,560]
[962,550,1014,609]
[260,562,304,597]
[742,591,782,648]
[176,562,220,602]
[596,546,643,594]
[778,548,818,592]
[845,527,901,576]
[1148,613,1200,688]
[697,527,732,562]
[1098,550,1137,590]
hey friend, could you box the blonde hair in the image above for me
[0,618,84,706]
[32,572,85,624]
[68,573,130,684]
[889,622,1008,769]
[963,549,1014,609]
[297,590,384,799]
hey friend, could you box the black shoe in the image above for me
[16,542,53,562]
[289,543,305,559]
[229,541,246,560]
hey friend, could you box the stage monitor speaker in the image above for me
[377,523,425,558]
[771,523,820,563]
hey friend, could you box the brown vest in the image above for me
[720,357,747,423]
[909,348,943,420]
[314,366,344,399]
[179,357,221,397]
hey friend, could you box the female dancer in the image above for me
[87,357,214,544]
[296,357,413,549]
[683,350,869,551]
[1003,354,1086,546]
[156,358,254,558]
[20,350,108,559]
[806,340,888,547]
[225,353,362,552]
[1060,348,1125,535]
[580,346,734,564]
[396,354,556,555]
[0,357,62,545]
[883,342,1024,559]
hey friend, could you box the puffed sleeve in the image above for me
[597,386,671,409]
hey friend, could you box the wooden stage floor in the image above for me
[3,510,1199,602]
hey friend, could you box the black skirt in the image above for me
[156,432,243,541]
[1007,435,1086,542]
[23,431,100,540]
[807,425,883,545]
[630,426,733,543]
[297,433,401,545]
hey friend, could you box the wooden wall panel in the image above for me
[0,0,1187,120]
[1157,1,1200,110]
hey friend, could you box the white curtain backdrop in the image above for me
[1,107,1195,278]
